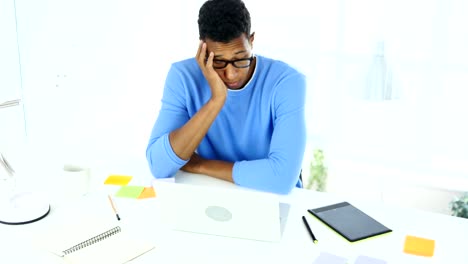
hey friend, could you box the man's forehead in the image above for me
[206,36,250,56]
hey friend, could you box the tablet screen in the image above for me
[308,202,392,242]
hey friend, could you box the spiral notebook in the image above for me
[37,220,155,264]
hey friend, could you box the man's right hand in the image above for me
[196,41,228,103]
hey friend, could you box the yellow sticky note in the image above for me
[138,187,156,199]
[104,175,133,186]
[403,235,435,257]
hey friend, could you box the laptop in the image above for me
[153,180,289,242]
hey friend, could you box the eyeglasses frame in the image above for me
[208,56,255,69]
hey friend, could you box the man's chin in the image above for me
[226,82,241,89]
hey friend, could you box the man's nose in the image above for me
[224,64,238,80]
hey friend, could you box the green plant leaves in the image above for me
[450,193,468,218]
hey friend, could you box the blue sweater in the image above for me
[146,55,306,194]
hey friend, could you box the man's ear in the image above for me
[249,32,255,48]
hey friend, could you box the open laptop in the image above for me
[153,180,289,242]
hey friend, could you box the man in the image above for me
[146,0,306,194]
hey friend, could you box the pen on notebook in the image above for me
[302,215,318,244]
[108,195,121,221]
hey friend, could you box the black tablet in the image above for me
[308,202,392,242]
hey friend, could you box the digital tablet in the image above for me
[308,202,392,242]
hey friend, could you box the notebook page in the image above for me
[63,232,155,264]
[36,219,120,257]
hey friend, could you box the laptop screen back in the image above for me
[154,180,286,242]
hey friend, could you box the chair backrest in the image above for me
[298,169,303,188]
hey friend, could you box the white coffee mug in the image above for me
[60,164,91,201]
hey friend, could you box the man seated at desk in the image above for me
[146,0,306,194]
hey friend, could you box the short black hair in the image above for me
[198,0,251,42]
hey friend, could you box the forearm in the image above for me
[169,41,229,160]
[184,154,301,194]
[169,97,225,160]
[233,158,303,195]
[200,159,234,183]
[181,153,234,182]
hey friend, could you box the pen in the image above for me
[302,215,318,244]
[108,195,121,221]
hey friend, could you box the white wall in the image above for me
[15,0,183,170]
[0,0,26,154]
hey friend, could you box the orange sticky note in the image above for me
[138,187,156,199]
[104,175,133,186]
[403,235,435,257]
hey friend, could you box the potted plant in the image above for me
[450,193,468,218]
[306,149,328,191]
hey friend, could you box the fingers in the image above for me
[196,41,207,66]
[196,40,204,61]
[196,41,215,73]
[205,51,214,69]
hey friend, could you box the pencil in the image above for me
[108,195,121,221]
[302,215,318,244]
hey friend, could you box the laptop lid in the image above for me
[153,180,287,242]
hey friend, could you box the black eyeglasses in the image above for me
[209,56,254,69]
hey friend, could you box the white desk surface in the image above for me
[1,170,468,264]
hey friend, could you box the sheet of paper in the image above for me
[403,235,435,257]
[115,186,145,198]
[104,175,133,186]
[138,187,156,199]
[355,255,387,264]
[312,252,347,264]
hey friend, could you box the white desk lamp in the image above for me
[0,153,50,225]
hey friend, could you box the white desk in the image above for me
[1,171,468,264]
